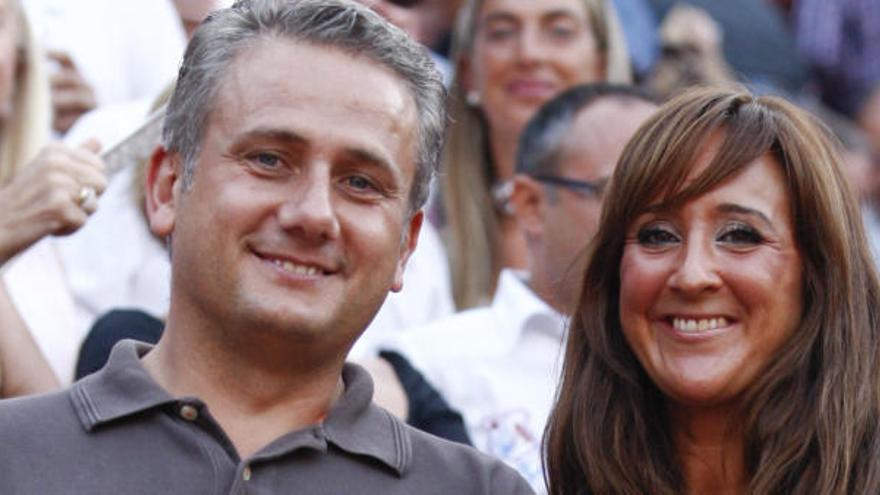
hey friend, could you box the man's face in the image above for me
[537,98,656,311]
[149,39,421,349]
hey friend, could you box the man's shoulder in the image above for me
[0,388,77,430]
[398,415,535,494]
[0,388,88,469]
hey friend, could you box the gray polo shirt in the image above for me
[0,341,534,494]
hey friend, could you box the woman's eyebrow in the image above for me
[716,203,777,233]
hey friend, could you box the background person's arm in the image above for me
[0,282,59,397]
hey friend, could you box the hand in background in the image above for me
[0,282,59,397]
[47,50,97,135]
[0,139,106,265]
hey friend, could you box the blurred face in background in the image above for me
[357,0,462,48]
[173,0,229,39]
[538,98,656,312]
[465,0,604,141]
[356,0,426,42]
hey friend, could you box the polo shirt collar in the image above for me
[71,340,176,431]
[71,340,409,475]
[320,364,411,476]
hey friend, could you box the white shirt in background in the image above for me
[382,269,567,493]
[23,0,186,107]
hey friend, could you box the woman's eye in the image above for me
[484,23,517,42]
[717,224,763,245]
[637,226,679,247]
[546,23,577,41]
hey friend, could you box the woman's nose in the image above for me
[668,238,722,296]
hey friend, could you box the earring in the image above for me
[466,90,481,107]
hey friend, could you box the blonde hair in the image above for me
[0,0,51,186]
[442,0,631,309]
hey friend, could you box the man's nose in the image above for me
[668,237,722,296]
[277,170,341,242]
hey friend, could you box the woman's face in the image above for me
[0,0,18,115]
[466,0,603,136]
[618,145,804,409]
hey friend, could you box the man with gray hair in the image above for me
[0,1,532,493]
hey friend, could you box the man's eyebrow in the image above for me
[231,128,308,149]
[716,203,777,231]
[340,148,402,183]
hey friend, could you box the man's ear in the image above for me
[510,175,547,239]
[145,146,181,238]
[391,209,424,293]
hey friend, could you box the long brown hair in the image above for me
[442,0,631,309]
[544,86,880,494]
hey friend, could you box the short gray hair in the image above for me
[162,0,447,211]
[517,83,656,177]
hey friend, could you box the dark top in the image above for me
[380,349,473,445]
[76,309,164,379]
[0,340,533,494]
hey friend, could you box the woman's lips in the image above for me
[669,316,731,334]
[506,79,556,100]
[655,314,738,340]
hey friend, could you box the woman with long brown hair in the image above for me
[545,86,880,493]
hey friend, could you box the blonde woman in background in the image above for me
[0,0,106,394]
[442,0,631,309]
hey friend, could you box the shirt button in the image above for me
[179,404,199,421]
[242,466,252,481]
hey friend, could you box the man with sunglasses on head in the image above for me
[377,83,658,492]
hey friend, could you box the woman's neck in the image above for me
[669,403,747,494]
[486,123,529,271]
[488,124,520,183]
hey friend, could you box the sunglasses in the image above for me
[532,174,607,198]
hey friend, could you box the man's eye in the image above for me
[345,175,377,192]
[717,224,763,245]
[252,152,281,168]
[637,226,679,247]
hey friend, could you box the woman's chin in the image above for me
[654,370,743,410]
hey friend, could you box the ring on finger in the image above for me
[77,185,98,211]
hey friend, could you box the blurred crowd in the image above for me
[0,0,877,492]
